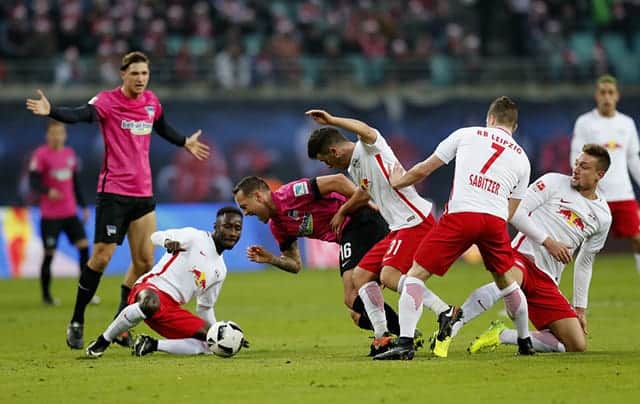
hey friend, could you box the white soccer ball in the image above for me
[206,320,245,357]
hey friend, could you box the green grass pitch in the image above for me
[1,255,639,403]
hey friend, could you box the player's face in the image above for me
[594,82,619,116]
[571,153,604,191]
[316,147,348,170]
[46,125,67,149]
[120,62,150,97]
[234,190,271,223]
[214,213,243,250]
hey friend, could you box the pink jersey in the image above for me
[29,145,78,219]
[89,88,163,197]
[269,178,351,247]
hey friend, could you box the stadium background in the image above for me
[1,0,640,277]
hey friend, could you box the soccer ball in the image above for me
[206,320,245,357]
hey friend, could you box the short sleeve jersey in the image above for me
[89,88,163,197]
[435,126,531,220]
[348,130,433,231]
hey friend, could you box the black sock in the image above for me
[384,302,400,336]
[114,285,132,319]
[40,255,53,299]
[71,264,102,324]
[353,295,374,331]
[78,247,89,275]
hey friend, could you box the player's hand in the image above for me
[26,89,51,116]
[305,109,333,125]
[542,238,572,264]
[48,188,61,200]
[246,245,275,264]
[388,162,405,189]
[330,211,346,235]
[82,207,90,224]
[164,239,186,254]
[184,130,210,160]
[575,307,588,335]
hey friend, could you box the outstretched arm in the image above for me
[315,174,358,197]
[153,114,210,160]
[388,153,445,189]
[26,89,97,123]
[305,109,378,144]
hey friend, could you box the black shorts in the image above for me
[40,216,87,250]
[339,207,389,276]
[94,192,156,245]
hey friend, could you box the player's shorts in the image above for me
[339,207,389,276]
[128,283,206,339]
[358,213,435,274]
[414,212,513,276]
[513,250,577,330]
[40,216,87,250]
[607,200,640,238]
[94,192,156,245]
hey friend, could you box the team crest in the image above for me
[144,106,155,119]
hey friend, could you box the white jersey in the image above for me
[435,126,531,220]
[348,130,433,231]
[137,227,227,310]
[512,173,611,285]
[571,109,640,201]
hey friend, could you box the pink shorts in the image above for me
[128,283,206,339]
[358,214,435,274]
[414,212,513,276]
[513,251,577,330]
[607,200,640,238]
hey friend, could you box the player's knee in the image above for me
[564,334,587,352]
[137,290,160,317]
[133,256,154,273]
[90,251,113,270]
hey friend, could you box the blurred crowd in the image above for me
[1,0,640,87]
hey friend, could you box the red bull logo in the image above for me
[557,208,585,232]
[190,268,207,289]
[359,178,370,191]
[603,141,622,150]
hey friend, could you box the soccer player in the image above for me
[306,109,441,356]
[25,51,210,349]
[85,206,244,357]
[375,96,534,360]
[458,144,611,353]
[29,120,91,305]
[570,75,640,274]
[232,174,400,337]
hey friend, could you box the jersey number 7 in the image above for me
[480,142,506,174]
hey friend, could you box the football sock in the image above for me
[634,254,640,274]
[398,276,425,338]
[114,285,132,318]
[71,264,102,324]
[358,281,387,338]
[158,339,209,355]
[353,296,400,335]
[501,282,530,340]
[500,329,566,352]
[40,254,53,299]
[102,303,145,342]
[78,247,89,274]
[422,283,449,315]
[452,282,501,337]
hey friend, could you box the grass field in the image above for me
[1,255,639,403]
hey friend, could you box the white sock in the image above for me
[157,338,210,355]
[634,254,640,273]
[499,329,566,352]
[102,303,146,342]
[358,281,387,338]
[421,284,449,315]
[398,276,425,338]
[501,282,530,340]
[452,283,502,337]
[397,275,407,293]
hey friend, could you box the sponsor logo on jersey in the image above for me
[121,120,153,135]
[297,212,313,236]
[287,210,299,219]
[191,267,207,289]
[602,141,623,150]
[557,208,585,232]
[293,181,309,197]
[359,178,370,191]
[52,168,72,181]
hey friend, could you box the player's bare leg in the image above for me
[67,242,116,349]
[492,270,534,355]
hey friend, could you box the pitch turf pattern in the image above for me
[1,255,639,403]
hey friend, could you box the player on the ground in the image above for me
[570,75,640,274]
[29,120,92,305]
[306,109,443,356]
[375,96,535,360]
[232,175,400,336]
[454,144,611,353]
[85,207,244,357]
[26,51,210,349]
